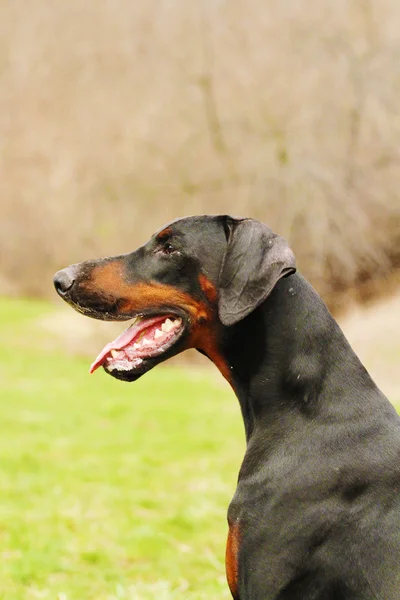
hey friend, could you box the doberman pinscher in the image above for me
[54,215,400,599]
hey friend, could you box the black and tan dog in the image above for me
[54,215,400,599]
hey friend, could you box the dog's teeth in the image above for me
[142,338,152,346]
[133,342,140,349]
[154,328,164,339]
[110,349,119,358]
[163,318,174,332]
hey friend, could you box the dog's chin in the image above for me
[103,362,150,382]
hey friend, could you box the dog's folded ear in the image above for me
[218,217,296,326]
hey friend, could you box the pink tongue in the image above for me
[89,316,166,374]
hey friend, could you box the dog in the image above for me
[54,215,400,599]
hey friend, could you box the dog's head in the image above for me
[54,215,295,382]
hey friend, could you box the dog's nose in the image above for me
[53,266,76,295]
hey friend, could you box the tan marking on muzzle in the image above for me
[87,260,200,315]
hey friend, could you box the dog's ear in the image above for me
[218,217,296,326]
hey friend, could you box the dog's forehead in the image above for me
[152,215,226,240]
[152,216,189,239]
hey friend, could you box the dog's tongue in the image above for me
[89,316,164,374]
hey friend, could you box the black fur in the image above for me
[54,215,400,599]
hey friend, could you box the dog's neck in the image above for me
[217,274,383,443]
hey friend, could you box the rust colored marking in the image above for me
[198,273,218,303]
[86,259,234,385]
[88,261,197,315]
[191,327,233,384]
[226,519,240,599]
[155,227,172,241]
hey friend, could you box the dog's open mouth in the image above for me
[90,315,184,374]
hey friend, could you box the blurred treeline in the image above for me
[1,0,399,310]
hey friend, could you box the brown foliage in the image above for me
[1,0,399,309]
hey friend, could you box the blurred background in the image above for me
[1,1,399,598]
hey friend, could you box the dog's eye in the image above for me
[154,235,179,256]
[162,242,176,255]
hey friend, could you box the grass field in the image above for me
[1,297,398,599]
[0,297,244,599]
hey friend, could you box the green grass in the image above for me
[0,298,245,599]
[1,297,398,599]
